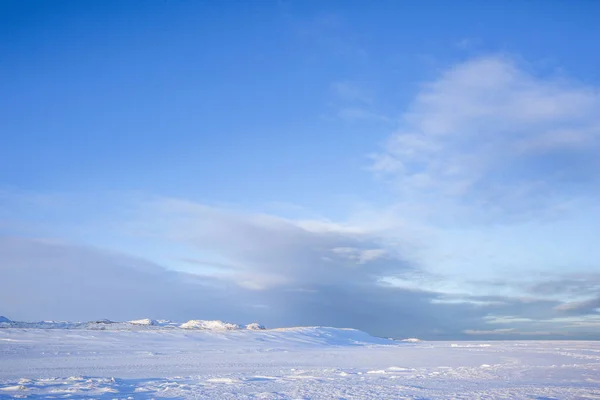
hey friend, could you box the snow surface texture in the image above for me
[1,321,600,399]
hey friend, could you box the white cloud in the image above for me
[371,55,600,221]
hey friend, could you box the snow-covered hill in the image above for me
[0,317,394,348]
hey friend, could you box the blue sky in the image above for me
[2,0,600,339]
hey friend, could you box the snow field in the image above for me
[1,323,599,399]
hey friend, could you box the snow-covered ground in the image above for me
[1,320,599,399]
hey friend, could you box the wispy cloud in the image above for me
[371,55,600,222]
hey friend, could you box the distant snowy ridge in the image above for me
[180,320,241,330]
[246,322,266,330]
[0,318,266,331]
[0,318,394,346]
[128,318,157,325]
[400,338,422,342]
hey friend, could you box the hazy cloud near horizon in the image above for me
[0,235,566,339]
[2,196,600,339]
